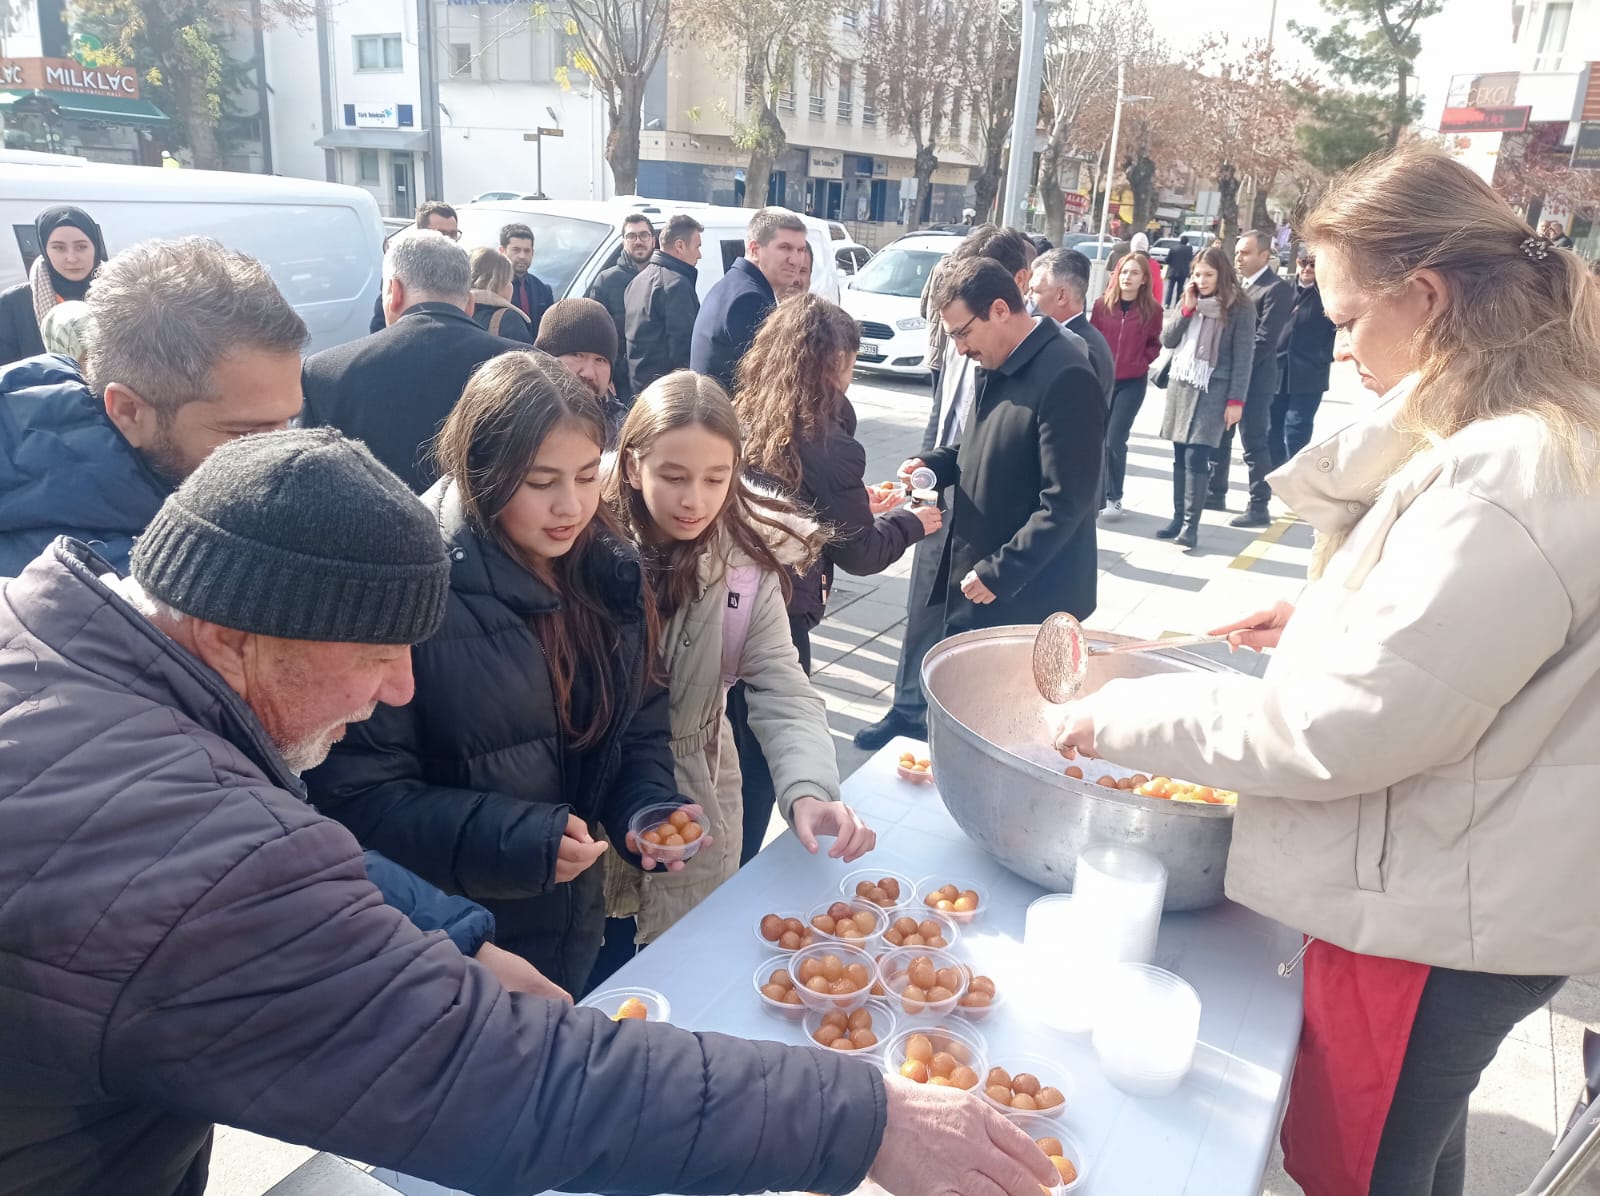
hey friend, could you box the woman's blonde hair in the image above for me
[1303,142,1600,482]
[468,246,512,294]
[606,370,822,614]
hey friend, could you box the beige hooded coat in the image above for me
[1092,378,1600,975]
[606,519,841,944]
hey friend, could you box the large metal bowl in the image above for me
[922,625,1239,910]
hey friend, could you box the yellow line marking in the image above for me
[1227,515,1298,571]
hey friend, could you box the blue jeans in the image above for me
[1269,389,1324,469]
[1369,967,1566,1194]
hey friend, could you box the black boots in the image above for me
[1230,505,1272,529]
[853,709,927,751]
[1177,468,1208,551]
[1155,466,1185,539]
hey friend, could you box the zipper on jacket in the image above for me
[1278,936,1316,978]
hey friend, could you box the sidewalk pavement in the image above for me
[207,357,1594,1196]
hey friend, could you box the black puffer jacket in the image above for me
[0,541,887,1196]
[625,250,700,393]
[585,248,643,399]
[784,392,926,629]
[307,479,686,991]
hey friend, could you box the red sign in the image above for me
[1062,191,1088,214]
[1440,105,1530,134]
[0,56,141,99]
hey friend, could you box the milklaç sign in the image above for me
[0,57,141,99]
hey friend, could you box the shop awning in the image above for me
[0,88,169,124]
[314,129,430,152]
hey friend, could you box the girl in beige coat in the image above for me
[604,372,876,949]
[1055,146,1600,1194]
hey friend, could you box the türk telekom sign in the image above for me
[0,57,141,98]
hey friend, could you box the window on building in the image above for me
[841,7,858,28]
[862,67,878,125]
[449,42,472,77]
[1534,1,1572,70]
[778,50,796,112]
[355,34,403,72]
[837,62,853,123]
[358,149,380,183]
[809,59,826,119]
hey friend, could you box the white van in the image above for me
[0,154,383,354]
[452,198,842,308]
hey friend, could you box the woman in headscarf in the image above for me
[0,206,108,367]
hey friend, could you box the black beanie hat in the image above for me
[536,297,618,363]
[131,429,450,645]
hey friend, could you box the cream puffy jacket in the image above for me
[606,521,840,944]
[1092,379,1600,974]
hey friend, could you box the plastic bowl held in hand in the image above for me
[806,898,890,953]
[880,907,960,953]
[786,942,879,1014]
[913,876,990,924]
[752,956,808,1021]
[978,1051,1073,1123]
[880,1021,988,1089]
[877,946,970,1018]
[803,999,899,1056]
[584,986,671,1023]
[1091,963,1202,1098]
[838,868,915,910]
[628,803,710,864]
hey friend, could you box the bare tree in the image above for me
[1191,36,1307,239]
[566,0,672,194]
[862,0,965,229]
[962,12,1020,222]
[1034,0,1121,243]
[682,0,847,207]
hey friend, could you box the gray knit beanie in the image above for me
[536,297,618,362]
[131,428,450,644]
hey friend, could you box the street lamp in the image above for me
[1090,61,1151,297]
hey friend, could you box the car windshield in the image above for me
[454,208,612,296]
[852,247,944,298]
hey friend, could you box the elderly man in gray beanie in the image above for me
[0,435,1057,1196]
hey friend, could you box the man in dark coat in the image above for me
[0,237,305,575]
[370,200,459,334]
[1163,238,1193,307]
[501,220,556,328]
[1028,247,1114,405]
[1210,228,1288,525]
[585,212,655,401]
[907,256,1105,635]
[625,212,704,393]
[0,430,1053,1196]
[1270,250,1338,469]
[304,228,517,492]
[690,206,808,392]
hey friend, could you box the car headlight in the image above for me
[895,316,927,331]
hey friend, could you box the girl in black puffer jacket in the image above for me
[307,351,694,995]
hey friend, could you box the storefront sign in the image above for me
[354,105,399,128]
[1062,191,1088,214]
[1439,105,1530,133]
[807,148,843,179]
[1446,71,1520,110]
[0,56,140,98]
[1572,122,1600,170]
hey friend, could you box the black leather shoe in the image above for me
[1204,495,1228,511]
[1154,516,1184,540]
[1176,521,1199,550]
[1229,507,1272,528]
[853,709,927,750]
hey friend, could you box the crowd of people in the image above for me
[0,143,1597,1196]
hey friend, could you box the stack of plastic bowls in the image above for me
[1091,963,1201,1098]
[1021,894,1121,1034]
[1072,842,1167,965]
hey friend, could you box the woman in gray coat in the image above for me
[1156,245,1254,550]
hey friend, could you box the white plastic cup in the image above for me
[1022,894,1118,1033]
[909,466,937,491]
[1072,843,1167,965]
[1091,963,1201,1098]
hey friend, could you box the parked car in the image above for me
[1149,237,1184,264]
[452,198,842,308]
[838,231,964,377]
[825,221,872,276]
[470,190,536,203]
[0,154,382,354]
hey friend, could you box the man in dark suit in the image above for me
[625,213,704,393]
[1163,239,1193,308]
[690,207,808,393]
[1027,248,1114,406]
[304,229,515,492]
[585,213,656,403]
[1209,228,1289,526]
[370,201,459,334]
[500,222,555,330]
[901,257,1105,635]
[1271,250,1338,469]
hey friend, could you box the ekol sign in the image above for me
[0,56,141,99]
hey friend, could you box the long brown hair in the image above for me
[736,294,859,489]
[433,351,655,750]
[1191,245,1244,317]
[1303,141,1600,483]
[607,371,823,614]
[1102,250,1160,322]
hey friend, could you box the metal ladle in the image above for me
[1032,611,1230,703]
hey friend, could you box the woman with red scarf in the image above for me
[1052,144,1600,1194]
